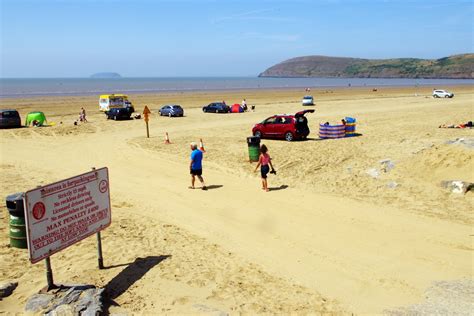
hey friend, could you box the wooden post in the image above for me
[143,106,151,138]
[44,257,56,291]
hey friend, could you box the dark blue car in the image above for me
[105,106,134,120]
[0,109,22,128]
[202,102,230,113]
[159,104,184,117]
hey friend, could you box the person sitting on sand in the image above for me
[189,142,207,190]
[242,99,247,111]
[341,119,346,125]
[254,144,274,192]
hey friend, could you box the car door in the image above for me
[272,116,289,137]
[262,116,277,136]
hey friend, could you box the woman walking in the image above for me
[254,144,274,192]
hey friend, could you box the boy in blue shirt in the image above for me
[189,142,207,190]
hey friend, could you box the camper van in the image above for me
[99,94,133,111]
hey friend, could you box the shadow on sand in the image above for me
[103,255,171,311]
[268,185,289,191]
[307,133,363,141]
[205,184,223,190]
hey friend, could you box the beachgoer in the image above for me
[80,107,87,122]
[242,99,247,111]
[341,119,346,125]
[324,122,330,126]
[439,121,473,128]
[189,142,207,190]
[254,144,274,192]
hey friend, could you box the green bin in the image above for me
[247,136,261,162]
[6,192,27,249]
[9,215,27,249]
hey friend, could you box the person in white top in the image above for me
[242,99,247,111]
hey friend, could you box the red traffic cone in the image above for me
[199,138,206,152]
[164,132,171,144]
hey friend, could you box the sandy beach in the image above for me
[0,86,472,314]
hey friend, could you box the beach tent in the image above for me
[25,111,47,126]
[231,104,243,113]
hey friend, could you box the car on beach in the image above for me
[432,89,454,98]
[202,102,230,113]
[0,109,22,128]
[159,104,184,117]
[105,106,135,120]
[302,95,314,105]
[252,109,315,141]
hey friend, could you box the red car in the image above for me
[252,109,315,141]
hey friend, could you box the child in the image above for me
[254,144,274,192]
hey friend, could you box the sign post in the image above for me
[143,106,151,138]
[24,167,111,288]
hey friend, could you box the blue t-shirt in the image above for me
[190,149,203,170]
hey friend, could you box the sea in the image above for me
[1,77,473,98]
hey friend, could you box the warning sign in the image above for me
[24,168,111,263]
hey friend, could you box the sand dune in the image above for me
[0,86,472,314]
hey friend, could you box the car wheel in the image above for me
[254,130,262,138]
[215,109,219,113]
[444,95,449,98]
[285,132,294,142]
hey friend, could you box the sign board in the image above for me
[24,168,111,264]
[143,105,151,123]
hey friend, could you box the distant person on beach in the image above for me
[439,121,472,128]
[254,144,274,192]
[341,119,346,125]
[242,99,247,111]
[80,107,87,122]
[189,142,207,190]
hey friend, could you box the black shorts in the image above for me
[190,169,202,176]
[260,165,270,179]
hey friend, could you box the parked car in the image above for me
[105,106,134,120]
[202,102,230,113]
[432,89,454,98]
[159,104,184,117]
[252,109,315,141]
[302,95,314,105]
[0,109,21,128]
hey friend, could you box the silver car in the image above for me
[159,104,184,117]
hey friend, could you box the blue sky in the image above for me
[1,0,473,77]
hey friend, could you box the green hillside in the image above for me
[258,54,474,79]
